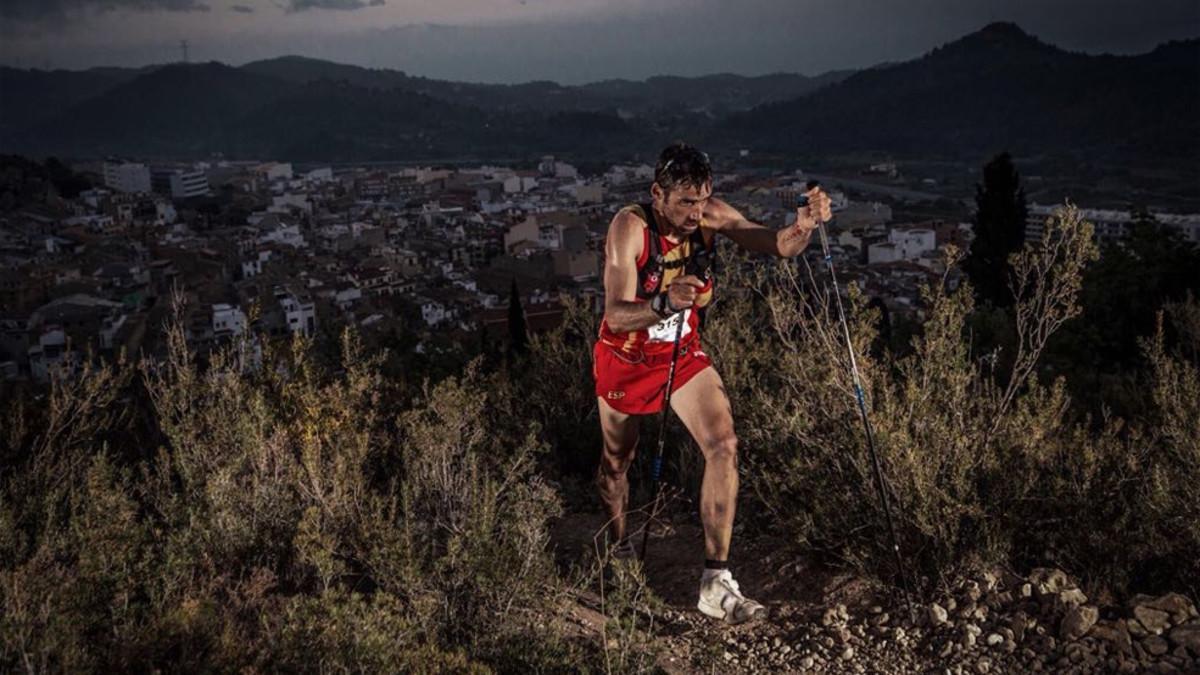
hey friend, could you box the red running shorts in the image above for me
[593,339,713,415]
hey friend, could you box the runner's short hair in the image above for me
[654,142,712,194]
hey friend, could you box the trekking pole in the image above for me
[639,307,687,561]
[800,183,915,614]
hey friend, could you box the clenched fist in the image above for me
[794,186,833,233]
[667,274,704,310]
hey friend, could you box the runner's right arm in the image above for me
[603,210,703,333]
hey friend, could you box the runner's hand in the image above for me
[667,275,704,310]
[794,187,833,233]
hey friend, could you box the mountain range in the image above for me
[722,22,1199,163]
[0,22,1195,166]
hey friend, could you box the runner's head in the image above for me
[651,142,712,235]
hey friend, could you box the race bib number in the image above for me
[647,309,692,342]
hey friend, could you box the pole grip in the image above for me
[651,455,663,481]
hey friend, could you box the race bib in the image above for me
[647,309,692,342]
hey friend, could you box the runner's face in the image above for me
[656,181,712,235]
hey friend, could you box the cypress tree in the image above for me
[507,279,528,356]
[965,152,1028,307]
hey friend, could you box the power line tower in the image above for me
[180,40,189,64]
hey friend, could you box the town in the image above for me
[2,155,1198,383]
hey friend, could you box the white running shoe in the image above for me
[697,569,767,624]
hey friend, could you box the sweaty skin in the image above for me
[597,181,832,560]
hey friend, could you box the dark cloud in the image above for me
[1,0,1195,81]
[337,1,1198,85]
[1,0,210,23]
[230,4,254,13]
[283,0,384,12]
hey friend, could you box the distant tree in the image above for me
[1077,207,1200,364]
[44,157,92,200]
[507,279,528,356]
[1046,205,1200,418]
[965,152,1027,307]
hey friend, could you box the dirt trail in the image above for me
[548,509,1200,674]
[550,509,901,673]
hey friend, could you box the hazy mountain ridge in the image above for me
[0,64,158,140]
[719,22,1200,161]
[1,22,1195,165]
[15,62,299,158]
[216,79,643,162]
[238,55,847,115]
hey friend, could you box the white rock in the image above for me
[1134,606,1172,635]
[930,603,949,626]
[1057,588,1088,607]
[1061,605,1099,641]
[1145,594,1196,624]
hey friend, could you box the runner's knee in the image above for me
[703,434,738,465]
[598,447,636,477]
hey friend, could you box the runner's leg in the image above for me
[597,396,640,545]
[669,366,738,561]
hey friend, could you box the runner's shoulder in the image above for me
[609,206,650,239]
[614,204,651,227]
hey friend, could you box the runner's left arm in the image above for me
[706,188,832,258]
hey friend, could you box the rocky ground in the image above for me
[551,511,1200,674]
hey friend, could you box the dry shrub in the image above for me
[597,558,663,675]
[2,299,577,671]
[376,362,564,653]
[510,294,604,483]
[698,204,1194,594]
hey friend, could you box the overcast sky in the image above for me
[2,0,1197,83]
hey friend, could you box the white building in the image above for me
[275,286,316,337]
[305,167,333,183]
[150,199,178,226]
[1026,203,1200,244]
[63,214,115,234]
[103,161,152,194]
[212,304,248,338]
[537,224,562,250]
[242,250,272,279]
[888,228,937,259]
[79,187,112,208]
[503,175,539,194]
[256,162,294,182]
[271,193,312,214]
[259,223,306,249]
[868,228,936,265]
[419,298,448,327]
[154,168,210,200]
[171,169,209,199]
[28,328,73,383]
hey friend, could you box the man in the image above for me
[593,142,832,624]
